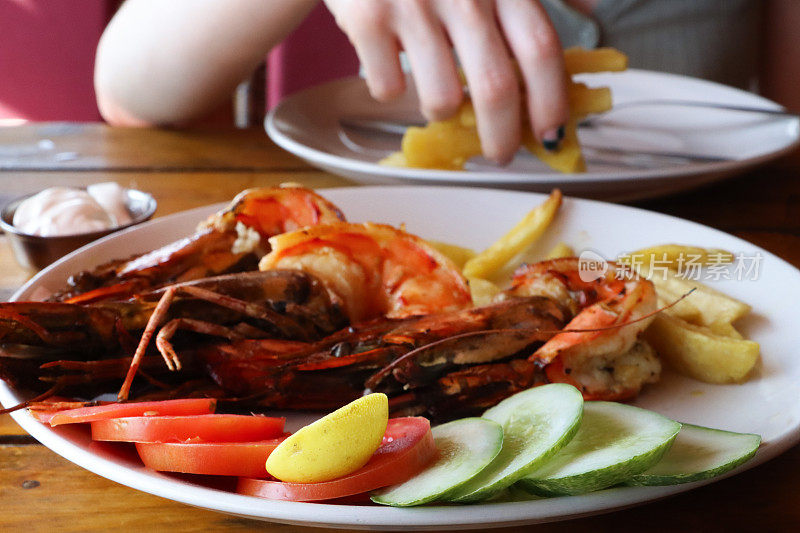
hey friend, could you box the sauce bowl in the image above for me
[0,188,157,271]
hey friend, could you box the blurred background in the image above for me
[0,0,796,126]
[0,0,357,126]
[0,0,120,123]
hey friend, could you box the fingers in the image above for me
[355,31,406,101]
[333,0,461,119]
[331,1,406,101]
[393,2,462,120]
[327,0,569,164]
[438,1,521,164]
[496,0,569,146]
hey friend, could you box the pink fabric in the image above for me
[0,0,112,121]
[266,4,359,109]
[0,2,354,121]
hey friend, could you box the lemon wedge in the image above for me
[266,393,389,483]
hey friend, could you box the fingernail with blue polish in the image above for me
[542,126,564,151]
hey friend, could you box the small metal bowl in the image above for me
[0,188,157,271]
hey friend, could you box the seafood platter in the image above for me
[1,185,798,529]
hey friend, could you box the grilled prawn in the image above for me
[0,182,663,420]
[259,222,473,322]
[51,185,346,303]
[508,257,661,400]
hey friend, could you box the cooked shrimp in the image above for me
[507,257,660,400]
[258,222,472,322]
[200,183,346,242]
[54,185,346,303]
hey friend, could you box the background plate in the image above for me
[3,186,800,530]
[266,71,799,201]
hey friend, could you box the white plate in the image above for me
[3,186,800,530]
[266,71,800,201]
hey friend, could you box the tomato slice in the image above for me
[136,437,287,477]
[237,417,436,502]
[91,414,285,443]
[48,398,217,426]
[29,410,57,424]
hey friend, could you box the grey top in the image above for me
[542,0,761,89]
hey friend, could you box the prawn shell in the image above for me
[259,222,472,322]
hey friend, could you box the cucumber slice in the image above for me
[371,417,503,506]
[445,383,584,503]
[518,401,681,496]
[625,423,761,486]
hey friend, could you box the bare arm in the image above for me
[94,0,317,126]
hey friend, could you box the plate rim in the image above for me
[4,185,800,529]
[265,69,800,186]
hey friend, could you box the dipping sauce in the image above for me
[87,182,133,227]
[12,183,132,237]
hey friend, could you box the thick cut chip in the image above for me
[463,189,562,280]
[397,104,482,169]
[621,245,734,271]
[427,240,477,270]
[639,265,751,327]
[564,47,628,75]
[644,314,759,384]
[468,277,501,307]
[544,242,575,260]
[523,119,585,173]
[382,48,627,173]
[568,83,613,116]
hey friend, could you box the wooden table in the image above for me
[1,123,799,532]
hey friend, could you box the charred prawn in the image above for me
[0,187,662,421]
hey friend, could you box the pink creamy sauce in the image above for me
[13,182,133,237]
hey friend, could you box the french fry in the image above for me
[649,278,704,325]
[379,151,407,167]
[636,255,757,384]
[620,244,734,270]
[564,47,628,75]
[383,47,628,173]
[644,314,759,384]
[568,82,613,116]
[639,265,751,327]
[426,240,477,270]
[468,277,501,307]
[523,119,585,173]
[463,189,562,279]
[707,321,744,340]
[544,242,575,260]
[392,103,482,169]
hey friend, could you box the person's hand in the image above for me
[324,0,569,164]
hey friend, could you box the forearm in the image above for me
[95,0,317,126]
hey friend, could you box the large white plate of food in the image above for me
[266,49,799,202]
[1,185,799,530]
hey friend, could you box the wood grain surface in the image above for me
[0,123,306,171]
[0,124,798,532]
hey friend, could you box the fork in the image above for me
[578,99,800,128]
[339,100,798,166]
[341,100,798,134]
